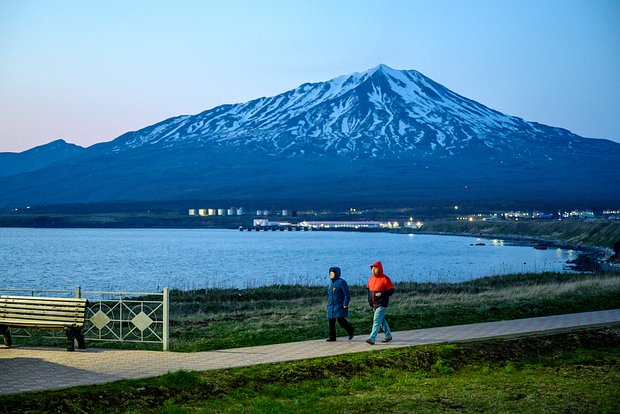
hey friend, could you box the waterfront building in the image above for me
[504,211,530,219]
[298,220,399,229]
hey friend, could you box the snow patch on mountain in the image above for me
[107,64,588,160]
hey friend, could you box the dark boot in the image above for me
[348,327,355,340]
[327,318,337,341]
[337,318,355,340]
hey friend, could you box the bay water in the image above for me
[0,228,576,292]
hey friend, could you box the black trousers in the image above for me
[328,317,354,340]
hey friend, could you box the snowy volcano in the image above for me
[107,64,590,161]
[1,64,619,208]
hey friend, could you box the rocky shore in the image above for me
[408,228,617,274]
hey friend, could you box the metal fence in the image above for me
[0,286,169,351]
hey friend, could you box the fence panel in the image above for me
[0,287,169,350]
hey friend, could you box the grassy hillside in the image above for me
[418,219,620,248]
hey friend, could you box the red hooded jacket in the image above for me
[367,261,395,308]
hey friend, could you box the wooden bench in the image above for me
[0,295,89,351]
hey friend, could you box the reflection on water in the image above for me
[0,228,576,291]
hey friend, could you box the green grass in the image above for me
[15,271,620,352]
[168,272,620,352]
[3,328,619,413]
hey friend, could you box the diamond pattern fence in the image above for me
[0,287,169,350]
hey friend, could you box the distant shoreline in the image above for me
[2,215,616,273]
[414,229,614,273]
[1,213,614,251]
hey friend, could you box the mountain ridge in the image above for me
[1,64,619,209]
[96,64,614,163]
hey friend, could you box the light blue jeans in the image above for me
[369,306,392,342]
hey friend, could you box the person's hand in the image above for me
[375,292,382,297]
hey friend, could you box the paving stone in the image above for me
[1,309,618,395]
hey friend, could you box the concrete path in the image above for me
[1,309,619,395]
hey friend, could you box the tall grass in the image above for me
[12,272,619,351]
[168,272,620,352]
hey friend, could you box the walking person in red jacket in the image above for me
[366,261,395,345]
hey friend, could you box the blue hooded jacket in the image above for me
[327,267,351,319]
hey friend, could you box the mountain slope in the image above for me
[103,64,616,163]
[0,64,619,209]
[0,139,85,177]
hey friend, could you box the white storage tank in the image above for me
[198,209,207,216]
[208,208,216,216]
[217,209,225,216]
[188,209,196,216]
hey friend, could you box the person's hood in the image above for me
[329,266,341,280]
[370,261,385,277]
[368,261,394,291]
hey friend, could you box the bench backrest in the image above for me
[0,295,88,329]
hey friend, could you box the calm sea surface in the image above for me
[0,228,576,292]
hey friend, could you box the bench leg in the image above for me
[64,328,86,351]
[76,329,86,350]
[64,327,75,351]
[0,325,11,347]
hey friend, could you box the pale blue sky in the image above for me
[1,0,619,152]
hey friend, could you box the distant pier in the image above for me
[239,225,309,231]
[239,219,400,232]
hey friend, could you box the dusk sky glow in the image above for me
[1,0,619,153]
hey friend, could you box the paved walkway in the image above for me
[1,309,619,395]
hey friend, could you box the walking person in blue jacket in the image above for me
[326,266,355,341]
